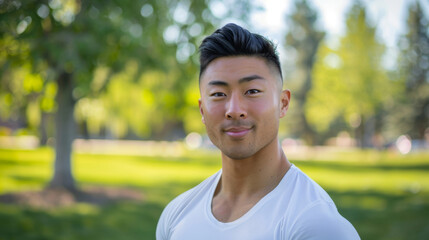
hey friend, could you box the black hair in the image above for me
[199,23,283,81]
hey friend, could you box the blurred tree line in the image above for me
[0,0,428,190]
[284,0,428,147]
[0,0,251,190]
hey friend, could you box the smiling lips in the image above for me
[224,127,252,138]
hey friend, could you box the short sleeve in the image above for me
[287,200,360,240]
[155,193,186,240]
[156,204,169,240]
[156,189,195,240]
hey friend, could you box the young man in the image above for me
[156,23,360,240]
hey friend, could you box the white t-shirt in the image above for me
[156,164,360,240]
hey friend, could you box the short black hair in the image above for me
[199,23,283,81]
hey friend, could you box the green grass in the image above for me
[0,147,428,239]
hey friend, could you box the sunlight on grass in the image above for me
[299,166,428,194]
[74,154,219,186]
[1,147,428,240]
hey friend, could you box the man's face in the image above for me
[199,56,290,160]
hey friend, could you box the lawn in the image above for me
[0,147,428,239]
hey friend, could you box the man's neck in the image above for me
[220,141,290,196]
[212,140,291,222]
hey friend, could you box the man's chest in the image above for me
[169,201,282,240]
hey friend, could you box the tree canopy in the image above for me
[392,1,429,140]
[283,0,325,144]
[0,0,252,189]
[305,1,391,147]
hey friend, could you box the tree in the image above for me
[393,1,429,140]
[284,0,324,144]
[306,1,390,147]
[0,0,251,191]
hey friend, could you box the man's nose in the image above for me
[225,94,247,120]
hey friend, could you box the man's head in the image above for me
[198,24,290,160]
[199,23,283,83]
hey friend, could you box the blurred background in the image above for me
[0,0,428,239]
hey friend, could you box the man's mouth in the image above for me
[224,127,252,138]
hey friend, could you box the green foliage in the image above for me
[0,62,55,134]
[0,0,249,138]
[0,0,254,189]
[183,80,206,134]
[306,2,391,145]
[284,0,325,144]
[391,2,429,139]
[1,147,429,239]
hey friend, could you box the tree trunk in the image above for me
[298,67,316,145]
[354,115,363,148]
[49,71,76,191]
[363,116,375,148]
[38,112,48,146]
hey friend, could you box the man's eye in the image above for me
[246,89,261,95]
[211,92,226,97]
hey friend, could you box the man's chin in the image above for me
[222,149,255,160]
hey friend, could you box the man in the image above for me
[156,23,360,240]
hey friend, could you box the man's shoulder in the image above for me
[171,170,219,204]
[156,170,221,239]
[286,165,334,204]
[282,165,339,222]
[286,200,360,239]
[277,165,360,239]
[158,170,220,223]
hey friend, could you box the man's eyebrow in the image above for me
[238,74,265,84]
[208,75,265,86]
[208,80,228,86]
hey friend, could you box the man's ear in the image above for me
[279,89,291,118]
[199,99,205,124]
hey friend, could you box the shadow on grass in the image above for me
[8,175,47,183]
[0,159,47,167]
[0,180,201,240]
[329,189,429,240]
[0,201,163,240]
